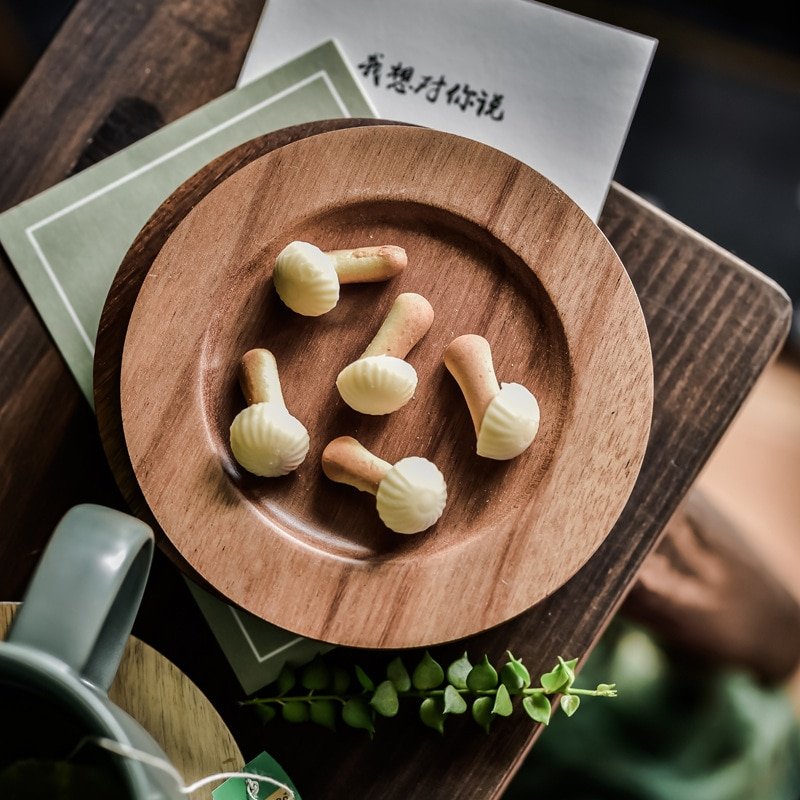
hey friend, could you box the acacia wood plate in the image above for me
[119,124,653,649]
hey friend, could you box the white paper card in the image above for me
[239,0,655,220]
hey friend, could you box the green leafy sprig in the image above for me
[244,651,617,736]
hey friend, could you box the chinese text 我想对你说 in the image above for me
[357,53,505,121]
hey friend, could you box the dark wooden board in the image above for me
[92,117,790,796]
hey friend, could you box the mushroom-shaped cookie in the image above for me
[273,240,407,316]
[336,292,434,415]
[444,334,540,460]
[229,348,310,477]
[322,436,447,534]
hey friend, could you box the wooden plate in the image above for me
[120,125,653,649]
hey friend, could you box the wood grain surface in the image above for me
[0,1,793,798]
[117,124,652,648]
[0,604,242,799]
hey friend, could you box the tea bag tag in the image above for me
[247,777,291,800]
[211,751,299,800]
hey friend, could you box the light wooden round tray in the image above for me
[0,604,242,799]
[107,122,652,649]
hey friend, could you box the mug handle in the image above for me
[8,503,154,692]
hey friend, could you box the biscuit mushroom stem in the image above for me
[362,292,435,359]
[322,436,447,534]
[273,241,407,317]
[444,334,540,460]
[443,334,500,437]
[336,293,434,415]
[229,348,309,477]
[321,436,391,495]
[239,348,286,408]
[327,245,407,284]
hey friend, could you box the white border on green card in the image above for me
[0,39,376,402]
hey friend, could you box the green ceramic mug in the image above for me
[0,504,183,799]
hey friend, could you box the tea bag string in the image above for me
[76,736,295,798]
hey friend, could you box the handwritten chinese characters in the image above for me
[358,53,506,121]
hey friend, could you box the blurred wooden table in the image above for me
[0,2,794,798]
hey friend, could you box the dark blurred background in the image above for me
[1,0,798,314]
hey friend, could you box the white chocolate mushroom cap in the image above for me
[376,457,447,534]
[336,355,417,415]
[230,402,310,477]
[273,241,339,316]
[476,382,540,460]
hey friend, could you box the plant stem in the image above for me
[243,695,347,705]
[244,684,616,708]
[246,686,558,706]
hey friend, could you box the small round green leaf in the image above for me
[412,651,445,690]
[254,704,277,724]
[370,680,400,717]
[419,697,445,734]
[342,697,375,734]
[309,699,337,730]
[387,657,411,692]
[443,684,467,715]
[301,656,331,691]
[503,652,531,689]
[540,663,571,694]
[332,666,351,694]
[447,653,472,690]
[522,694,551,725]
[500,663,525,694]
[562,657,579,674]
[281,701,309,723]
[558,657,577,686]
[471,696,494,733]
[466,655,498,691]
[492,683,513,717]
[560,694,581,717]
[355,665,375,692]
[276,665,296,696]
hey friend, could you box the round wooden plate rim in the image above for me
[119,124,653,649]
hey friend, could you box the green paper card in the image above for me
[0,39,374,402]
[186,580,333,694]
[212,751,300,800]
